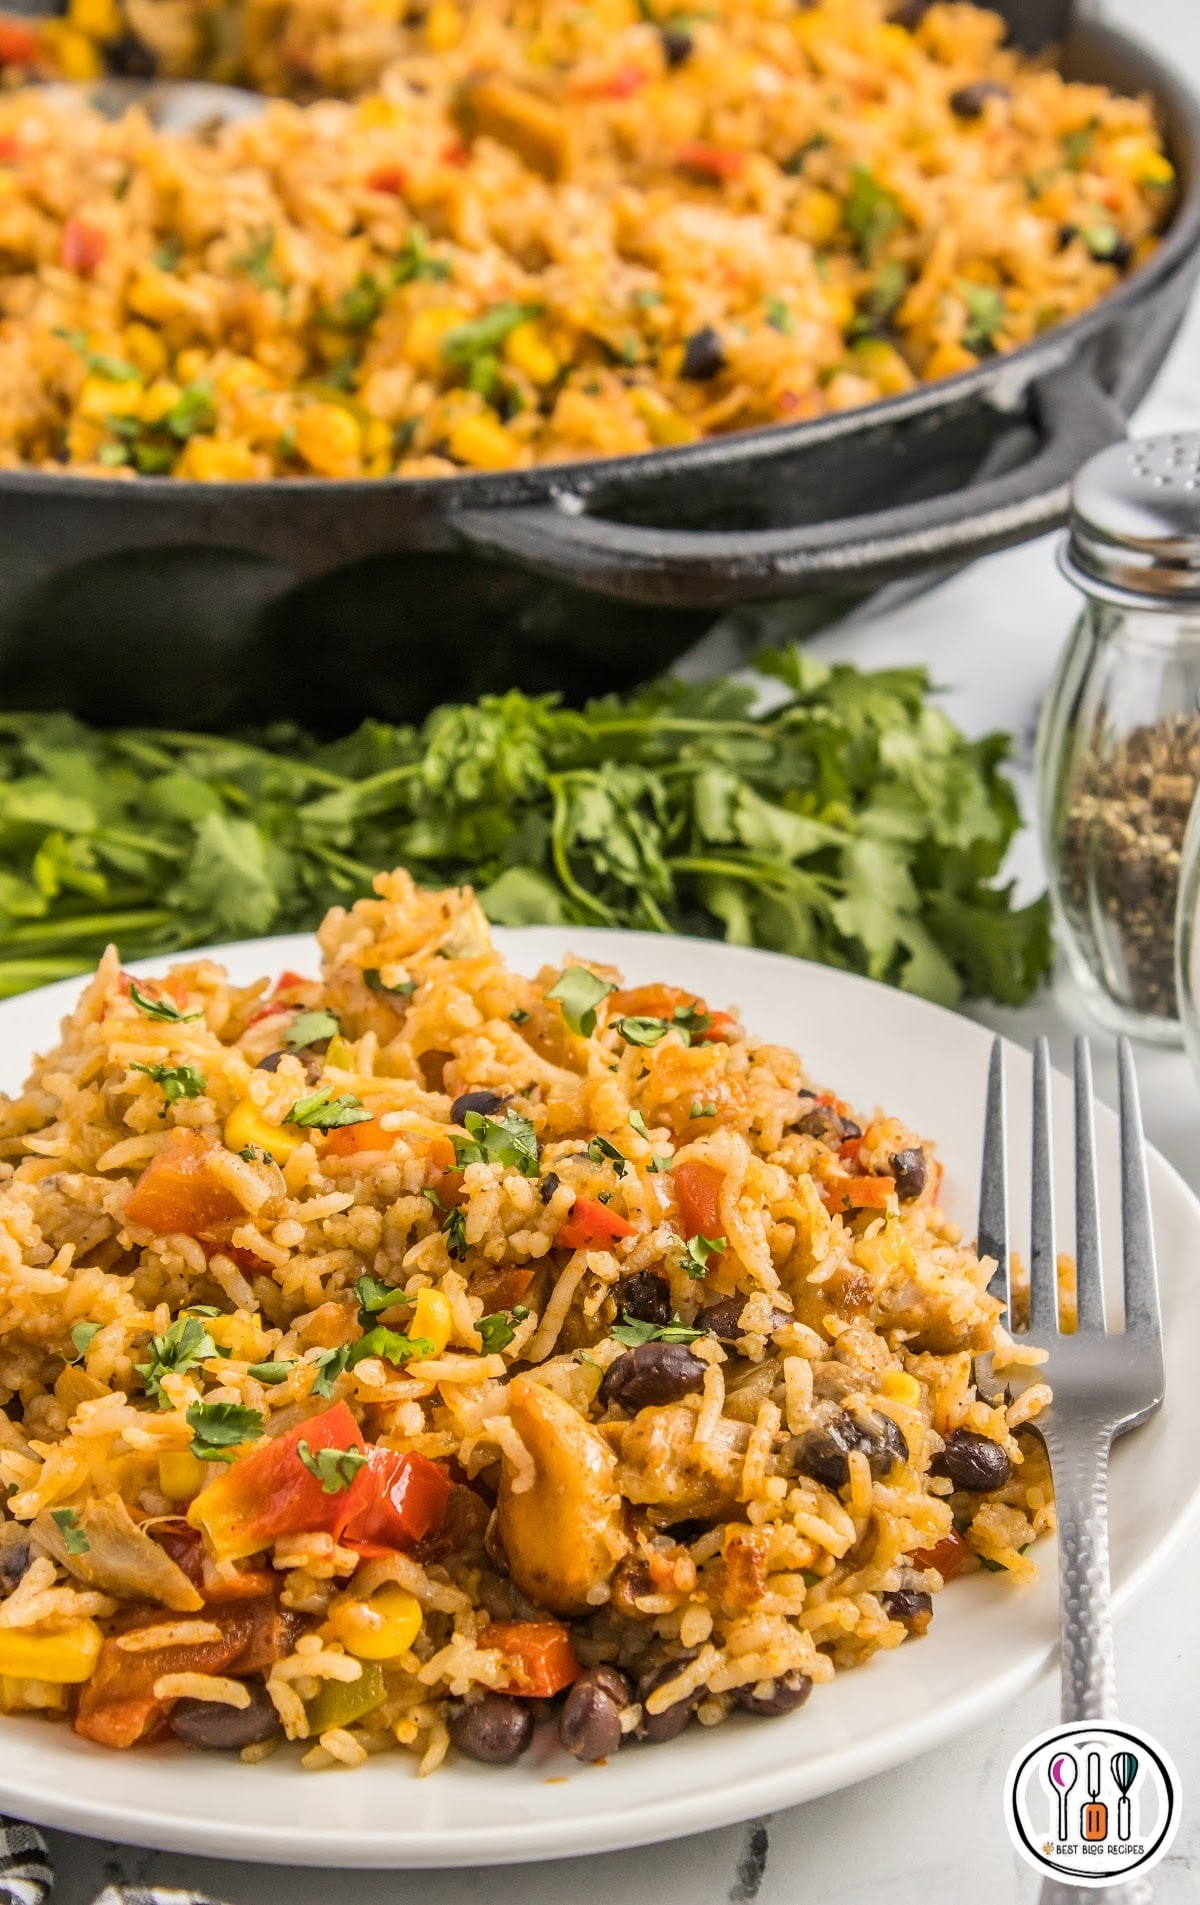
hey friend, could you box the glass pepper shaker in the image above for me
[1037,433,1200,1044]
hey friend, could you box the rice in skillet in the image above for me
[0,0,1175,479]
[0,870,1052,1769]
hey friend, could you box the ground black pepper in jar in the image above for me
[1038,434,1200,1043]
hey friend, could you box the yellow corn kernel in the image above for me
[0,1676,69,1714]
[425,0,461,50]
[175,348,208,384]
[632,388,699,447]
[880,1370,921,1408]
[924,340,978,380]
[158,1449,207,1502]
[327,1586,422,1661]
[503,320,559,386]
[138,379,181,425]
[796,186,842,248]
[821,283,856,333]
[217,354,267,398]
[363,416,393,462]
[41,21,102,77]
[324,1034,355,1069]
[294,403,362,477]
[410,1284,453,1353]
[224,1097,303,1163]
[128,266,194,324]
[447,410,520,471]
[850,337,915,396]
[0,1620,102,1684]
[404,306,469,375]
[176,437,258,482]
[357,96,402,130]
[1107,136,1174,188]
[122,322,167,380]
[79,374,142,421]
[67,0,121,40]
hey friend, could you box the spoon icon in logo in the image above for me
[1048,1750,1078,1843]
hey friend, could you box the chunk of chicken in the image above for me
[34,1496,202,1613]
[605,1404,750,1518]
[496,1377,628,1616]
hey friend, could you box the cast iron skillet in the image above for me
[0,4,1197,725]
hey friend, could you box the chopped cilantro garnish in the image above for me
[681,1233,725,1277]
[239,1145,271,1164]
[453,1107,539,1176]
[233,227,280,290]
[310,1345,351,1398]
[627,1109,650,1140]
[248,1360,294,1384]
[129,981,202,1024]
[187,1401,264,1463]
[443,302,543,370]
[958,281,1006,355]
[54,328,141,383]
[347,1327,435,1368]
[51,1507,90,1556]
[392,224,451,285]
[689,1102,717,1119]
[285,1089,372,1130]
[296,1440,368,1494]
[611,1315,707,1347]
[136,1314,218,1405]
[130,1061,206,1105]
[152,234,183,272]
[354,1274,408,1324]
[588,1135,628,1177]
[545,965,615,1037]
[69,1320,101,1362]
[510,1007,530,1024]
[1063,123,1096,169]
[844,166,902,261]
[477,1304,530,1354]
[443,1204,468,1260]
[286,1008,338,1050]
[765,296,795,335]
[364,969,415,997]
[615,1016,670,1047]
[322,273,384,331]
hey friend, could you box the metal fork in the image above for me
[980,1034,1165,1905]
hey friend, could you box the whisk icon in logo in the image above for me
[1005,1722,1179,1887]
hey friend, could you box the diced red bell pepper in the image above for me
[910,1531,968,1582]
[676,141,746,181]
[367,163,407,194]
[74,1597,296,1748]
[0,132,21,162]
[60,217,107,275]
[125,1131,245,1236]
[818,1173,896,1214]
[0,18,41,65]
[557,1195,636,1251]
[323,1115,393,1158]
[187,1402,366,1562]
[441,139,470,167]
[484,1620,580,1697]
[340,1447,453,1557]
[187,1403,452,1564]
[671,1158,725,1241]
[573,63,646,98]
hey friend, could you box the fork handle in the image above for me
[1043,1425,1119,1724]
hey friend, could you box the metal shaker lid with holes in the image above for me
[1058,434,1200,608]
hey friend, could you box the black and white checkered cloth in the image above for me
[0,1819,227,1905]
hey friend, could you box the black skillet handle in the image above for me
[450,359,1127,609]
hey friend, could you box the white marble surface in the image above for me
[40,2,1200,1898]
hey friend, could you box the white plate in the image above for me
[1,928,1198,1868]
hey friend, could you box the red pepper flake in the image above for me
[60,218,107,276]
[441,139,470,168]
[676,141,746,181]
[366,163,408,195]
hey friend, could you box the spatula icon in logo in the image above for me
[1112,1751,1139,1843]
[1048,1750,1078,1843]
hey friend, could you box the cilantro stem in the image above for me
[547,774,618,925]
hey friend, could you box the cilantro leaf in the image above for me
[296,1440,368,1493]
[681,1234,725,1277]
[453,1108,539,1176]
[545,965,615,1037]
[477,1304,530,1354]
[611,1315,708,1347]
[354,1274,409,1323]
[130,1061,206,1105]
[443,1204,468,1259]
[443,302,543,369]
[285,1089,372,1130]
[248,1360,294,1384]
[845,166,903,261]
[615,1016,671,1047]
[69,1320,101,1362]
[136,1314,218,1405]
[129,981,203,1024]
[627,1109,649,1139]
[364,969,415,997]
[588,1134,628,1176]
[347,1327,435,1368]
[286,1008,338,1050]
[958,281,1006,356]
[51,1507,90,1556]
[187,1401,264,1463]
[310,1345,350,1398]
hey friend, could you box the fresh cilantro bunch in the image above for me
[0,648,1049,1007]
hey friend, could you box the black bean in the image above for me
[1057,223,1079,252]
[881,1589,933,1633]
[787,1409,909,1491]
[559,1666,632,1762]
[107,32,158,76]
[539,1172,561,1205]
[255,1049,321,1084]
[930,1428,1012,1492]
[681,327,725,381]
[795,1106,859,1144]
[890,1147,927,1201]
[451,1089,507,1124]
[637,1661,702,1743]
[600,1343,706,1411]
[0,1532,32,1595]
[448,1692,533,1764]
[620,1271,672,1327]
[168,1681,281,1750]
[700,1295,748,1341]
[735,1671,813,1717]
[949,80,1011,119]
[661,25,692,66]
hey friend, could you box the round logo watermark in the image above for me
[1005,1722,1179,1887]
